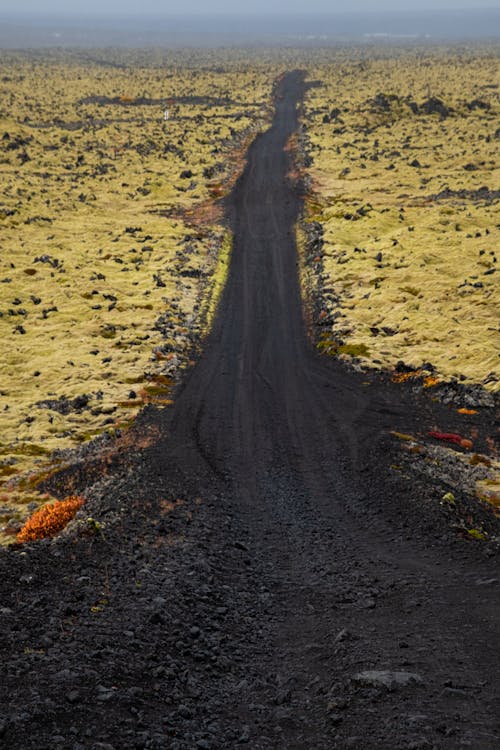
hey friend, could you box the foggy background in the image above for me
[1,0,499,12]
[0,1,499,47]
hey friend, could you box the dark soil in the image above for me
[78,95,261,108]
[1,70,499,750]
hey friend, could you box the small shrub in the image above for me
[467,528,486,541]
[17,496,84,543]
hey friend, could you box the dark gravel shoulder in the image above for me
[0,70,499,750]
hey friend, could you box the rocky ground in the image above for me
[0,70,499,750]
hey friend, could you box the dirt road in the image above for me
[0,71,499,749]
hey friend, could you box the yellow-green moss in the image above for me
[0,50,278,544]
[303,48,500,389]
[338,343,371,358]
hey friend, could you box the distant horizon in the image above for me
[0,6,498,48]
[1,6,499,15]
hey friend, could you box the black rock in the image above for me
[420,97,449,118]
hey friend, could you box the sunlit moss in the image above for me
[303,47,499,389]
[338,343,371,358]
[201,230,233,335]
[0,50,278,543]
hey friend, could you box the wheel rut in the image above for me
[148,69,500,748]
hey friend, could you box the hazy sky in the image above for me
[1,0,499,13]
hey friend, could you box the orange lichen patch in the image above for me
[149,374,174,387]
[457,408,479,415]
[392,371,440,388]
[17,495,84,543]
[423,376,440,388]
[391,370,422,384]
[390,431,416,442]
[284,133,298,152]
[460,438,474,450]
[180,199,225,228]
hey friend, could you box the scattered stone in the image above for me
[334,628,350,643]
[475,578,498,586]
[234,540,249,551]
[420,97,449,118]
[353,671,424,690]
[329,713,343,726]
[359,597,376,609]
[36,394,90,415]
